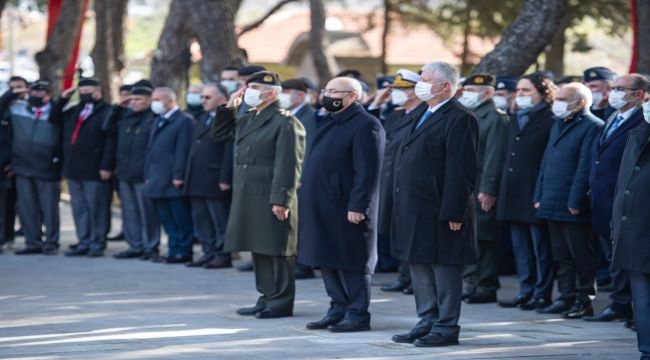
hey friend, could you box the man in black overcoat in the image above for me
[390,61,478,347]
[298,76,385,332]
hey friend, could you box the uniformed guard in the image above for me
[213,71,306,319]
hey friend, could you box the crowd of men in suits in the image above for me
[1,60,650,358]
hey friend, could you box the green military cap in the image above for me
[247,71,281,86]
[464,74,496,87]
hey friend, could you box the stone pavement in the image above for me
[0,203,640,360]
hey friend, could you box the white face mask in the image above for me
[458,90,482,109]
[305,94,313,104]
[278,93,293,109]
[151,100,166,115]
[608,89,628,109]
[220,80,239,94]
[390,89,409,106]
[515,95,533,109]
[414,81,443,102]
[244,88,264,108]
[551,100,577,119]
[591,91,603,108]
[643,102,650,124]
[493,95,508,111]
[186,93,202,106]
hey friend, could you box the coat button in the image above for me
[395,187,400,193]
[634,166,641,171]
[511,152,516,156]
[624,190,630,195]
[243,164,248,169]
[595,161,599,165]
[196,140,201,144]
[515,137,520,141]
[622,216,628,221]
[508,168,514,172]
[246,146,251,151]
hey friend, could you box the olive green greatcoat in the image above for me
[212,103,306,256]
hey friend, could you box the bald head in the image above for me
[323,77,361,112]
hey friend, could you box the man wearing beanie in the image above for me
[105,80,161,260]
[212,71,305,318]
[51,77,115,257]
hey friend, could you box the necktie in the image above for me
[34,108,42,121]
[605,114,624,138]
[414,111,433,130]
[70,103,93,145]
[205,113,215,128]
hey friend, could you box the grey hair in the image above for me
[565,82,593,109]
[203,83,227,99]
[421,61,460,94]
[154,87,177,102]
[343,78,363,98]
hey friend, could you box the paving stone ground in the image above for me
[0,203,640,359]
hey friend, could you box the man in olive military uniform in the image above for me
[213,71,306,319]
[457,74,509,304]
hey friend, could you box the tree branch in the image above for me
[238,0,302,37]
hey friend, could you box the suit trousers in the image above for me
[597,234,632,310]
[0,189,6,245]
[463,239,500,295]
[409,262,463,338]
[252,253,295,313]
[15,176,61,250]
[629,271,650,358]
[119,181,160,253]
[67,179,109,252]
[4,182,16,242]
[190,197,231,260]
[547,221,596,298]
[152,197,193,258]
[510,222,553,300]
[320,267,372,322]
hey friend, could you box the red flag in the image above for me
[46,0,89,89]
[629,0,638,73]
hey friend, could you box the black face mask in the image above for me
[80,93,94,103]
[322,95,345,113]
[28,96,44,108]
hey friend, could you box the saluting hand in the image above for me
[61,87,77,99]
[227,86,246,109]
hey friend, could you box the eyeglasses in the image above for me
[201,96,212,99]
[613,86,641,92]
[321,89,352,96]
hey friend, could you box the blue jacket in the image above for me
[589,106,644,236]
[142,108,193,198]
[534,110,603,222]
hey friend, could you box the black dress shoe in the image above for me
[15,248,43,255]
[461,290,473,301]
[328,319,370,332]
[87,250,104,258]
[562,300,593,319]
[520,297,550,311]
[203,258,232,269]
[498,294,531,308]
[107,232,125,241]
[413,333,459,347]
[65,248,89,256]
[624,319,636,331]
[255,308,292,319]
[392,327,431,343]
[140,252,158,261]
[113,250,143,259]
[42,248,58,255]
[165,255,192,264]
[537,298,573,314]
[402,285,414,295]
[465,292,497,304]
[295,268,315,279]
[306,316,343,330]
[236,306,263,316]
[185,255,214,267]
[380,281,408,292]
[68,243,78,250]
[583,306,632,322]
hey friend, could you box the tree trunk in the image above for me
[310,0,334,88]
[543,16,569,77]
[150,0,194,95]
[92,0,115,102]
[380,0,391,75]
[35,0,86,96]
[191,0,245,83]
[111,0,128,74]
[636,0,650,73]
[473,0,565,76]
[460,5,472,75]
